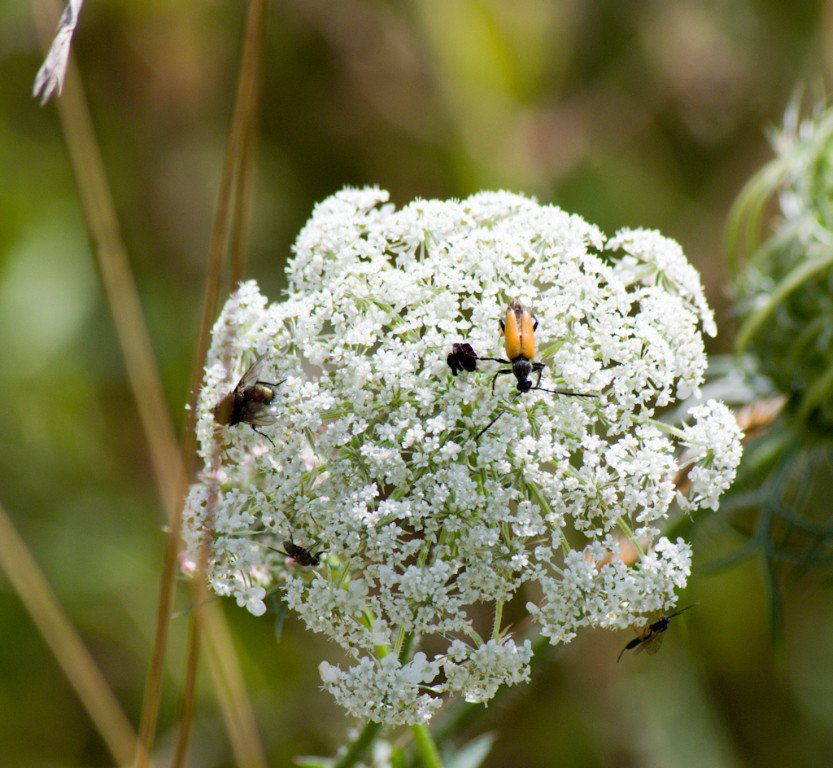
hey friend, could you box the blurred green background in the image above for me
[2,1,832,766]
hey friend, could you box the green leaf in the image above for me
[444,733,497,768]
[293,757,332,768]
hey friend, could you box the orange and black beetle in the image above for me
[472,300,596,439]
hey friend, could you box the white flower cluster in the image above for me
[181,188,741,724]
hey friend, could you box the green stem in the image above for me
[425,632,556,752]
[616,516,647,559]
[410,723,443,768]
[332,720,384,768]
[333,632,418,767]
[651,418,686,440]
[492,600,504,640]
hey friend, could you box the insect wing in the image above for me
[634,627,665,656]
[236,353,271,390]
[282,541,320,567]
[225,353,280,427]
[640,604,696,655]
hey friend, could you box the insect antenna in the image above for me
[529,364,597,399]
[533,387,598,399]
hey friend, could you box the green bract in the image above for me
[729,103,833,432]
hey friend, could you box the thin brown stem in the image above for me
[28,1,270,766]
[172,2,269,767]
[184,0,267,457]
[29,1,182,764]
[0,500,139,768]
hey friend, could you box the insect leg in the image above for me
[251,425,277,449]
[473,392,521,440]
[490,368,514,395]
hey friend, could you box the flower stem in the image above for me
[331,631,419,768]
[410,722,444,768]
[332,720,383,768]
[492,600,504,640]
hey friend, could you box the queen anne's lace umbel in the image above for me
[182,188,741,724]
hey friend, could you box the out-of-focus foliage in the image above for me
[716,99,833,657]
[2,1,833,767]
[729,101,833,433]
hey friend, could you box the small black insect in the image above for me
[213,353,283,447]
[447,342,479,375]
[617,604,697,662]
[270,540,321,567]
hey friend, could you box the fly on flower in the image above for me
[213,353,283,448]
[270,539,321,567]
[617,603,697,662]
[473,300,596,440]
